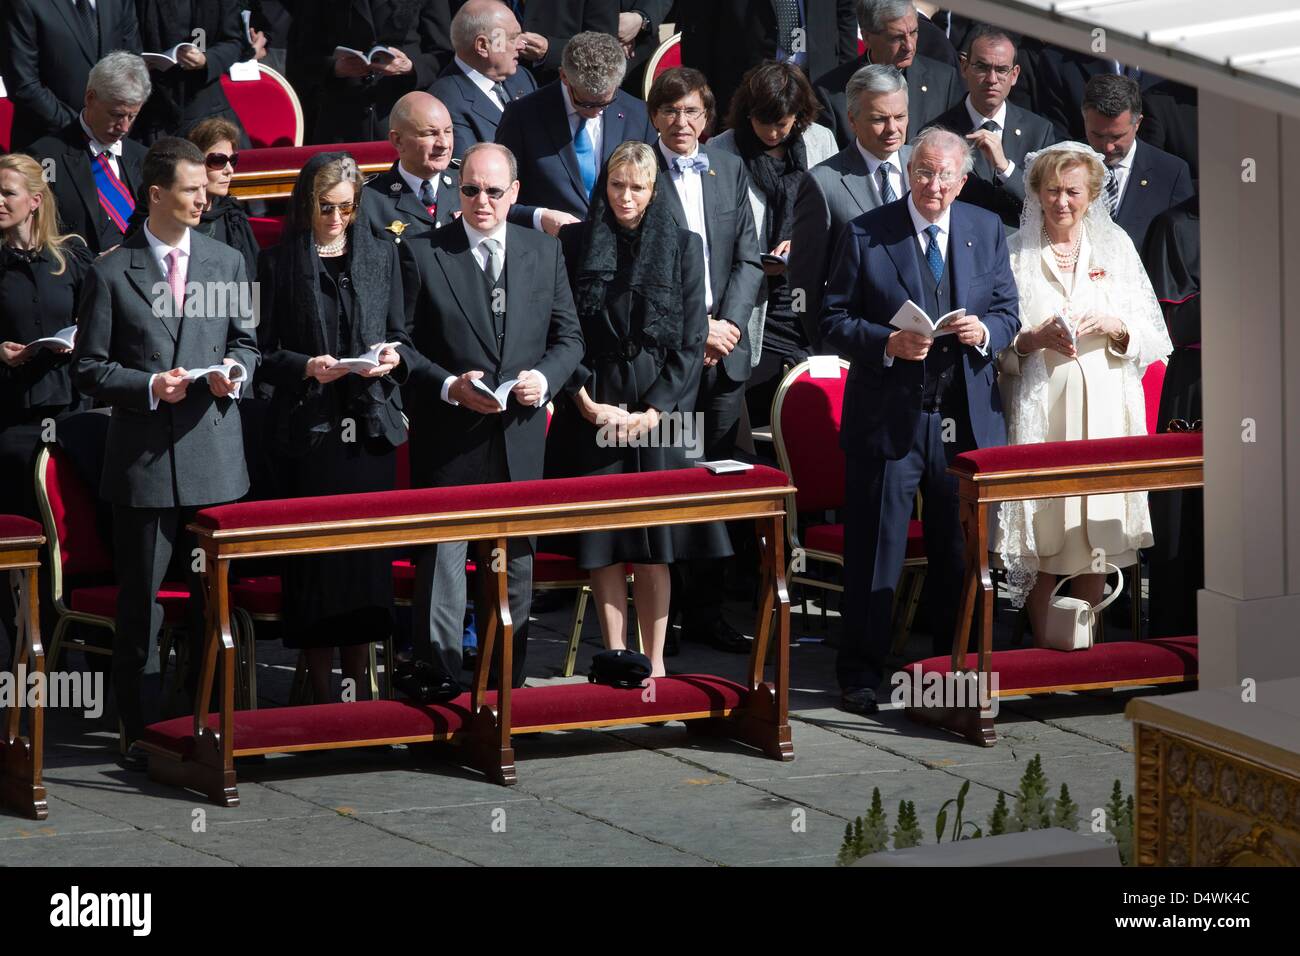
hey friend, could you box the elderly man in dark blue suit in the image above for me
[821,126,1020,714]
[495,31,656,236]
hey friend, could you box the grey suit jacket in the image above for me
[361,161,462,243]
[71,229,260,508]
[814,54,963,149]
[788,143,913,349]
[653,143,764,382]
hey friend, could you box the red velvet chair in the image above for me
[0,97,13,154]
[770,358,925,646]
[220,63,304,148]
[1142,359,1167,436]
[248,216,284,249]
[231,140,398,201]
[641,32,681,100]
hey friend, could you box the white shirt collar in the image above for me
[907,195,951,243]
[561,82,582,124]
[462,217,507,254]
[658,137,701,168]
[857,141,900,179]
[79,112,122,158]
[143,219,191,264]
[964,95,1008,132]
[454,55,497,97]
[396,162,436,201]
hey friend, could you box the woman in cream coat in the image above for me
[997,141,1172,641]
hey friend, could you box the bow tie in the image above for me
[673,154,709,174]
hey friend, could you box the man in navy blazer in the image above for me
[495,31,656,235]
[1082,74,1195,253]
[821,127,1019,714]
[430,0,537,162]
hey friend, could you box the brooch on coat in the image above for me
[1088,268,1107,281]
[386,220,409,242]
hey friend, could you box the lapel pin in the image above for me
[966,240,972,247]
[617,112,625,119]
[390,182,402,192]
[387,220,408,239]
[1140,179,1149,186]
[443,174,452,185]
[708,169,716,176]
[1014,128,1021,136]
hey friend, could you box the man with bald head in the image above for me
[820,126,1020,714]
[362,91,463,243]
[430,0,537,162]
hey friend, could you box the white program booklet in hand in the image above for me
[181,363,246,383]
[335,342,400,373]
[694,459,754,475]
[1052,312,1077,347]
[472,377,519,410]
[25,325,77,351]
[333,45,396,66]
[143,43,200,70]
[889,300,965,338]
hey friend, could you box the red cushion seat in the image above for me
[804,520,924,561]
[951,433,1202,478]
[70,583,192,624]
[231,576,283,616]
[195,465,792,531]
[237,141,397,175]
[0,515,42,540]
[911,636,1198,694]
[143,674,748,756]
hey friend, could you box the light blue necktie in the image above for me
[574,121,597,198]
[924,224,944,285]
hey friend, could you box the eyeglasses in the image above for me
[205,151,239,171]
[460,184,508,200]
[969,61,1015,78]
[1167,419,1203,433]
[318,200,356,217]
[657,107,705,122]
[571,92,616,111]
[912,167,961,186]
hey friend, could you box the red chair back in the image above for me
[1142,360,1167,435]
[249,216,284,249]
[642,33,682,100]
[772,359,848,513]
[220,64,304,147]
[37,445,114,579]
[0,97,13,153]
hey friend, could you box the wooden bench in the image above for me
[142,466,797,807]
[0,516,47,820]
[229,141,398,201]
[906,433,1204,746]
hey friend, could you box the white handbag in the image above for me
[1040,564,1124,651]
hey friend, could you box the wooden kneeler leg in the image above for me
[461,539,516,786]
[0,567,48,820]
[150,557,240,806]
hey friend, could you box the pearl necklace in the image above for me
[316,234,347,256]
[1043,227,1082,270]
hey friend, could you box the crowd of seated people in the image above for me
[0,1,1201,764]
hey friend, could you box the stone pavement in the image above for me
[1,594,1153,866]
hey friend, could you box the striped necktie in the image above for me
[1104,166,1121,218]
[878,163,897,203]
[90,151,135,234]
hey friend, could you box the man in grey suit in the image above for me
[647,67,764,654]
[813,0,962,148]
[790,64,913,350]
[72,138,259,768]
[923,24,1058,228]
[361,91,462,243]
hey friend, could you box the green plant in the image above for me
[892,800,923,849]
[1052,783,1080,831]
[863,787,890,854]
[988,791,1009,835]
[936,779,983,842]
[1010,754,1052,832]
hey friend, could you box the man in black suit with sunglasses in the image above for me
[398,141,583,697]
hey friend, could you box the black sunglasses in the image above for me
[1167,419,1203,433]
[460,184,508,200]
[205,151,239,171]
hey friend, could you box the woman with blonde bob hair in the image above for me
[547,141,731,678]
[0,153,93,655]
[996,142,1172,642]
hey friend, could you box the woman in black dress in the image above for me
[255,152,409,702]
[0,153,91,661]
[549,141,730,678]
[187,117,260,279]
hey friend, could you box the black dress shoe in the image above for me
[839,687,879,715]
[462,646,479,670]
[393,660,460,704]
[682,618,751,654]
[119,743,149,773]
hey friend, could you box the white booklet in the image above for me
[694,459,754,475]
[181,363,246,383]
[472,377,519,410]
[889,300,965,338]
[25,325,77,352]
[335,341,400,373]
[143,43,200,71]
[1052,312,1078,347]
[333,45,396,67]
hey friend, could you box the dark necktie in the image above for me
[491,82,510,112]
[878,164,897,204]
[76,0,100,56]
[980,119,1000,133]
[1104,166,1121,218]
[418,178,437,217]
[924,225,944,284]
[774,0,801,58]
